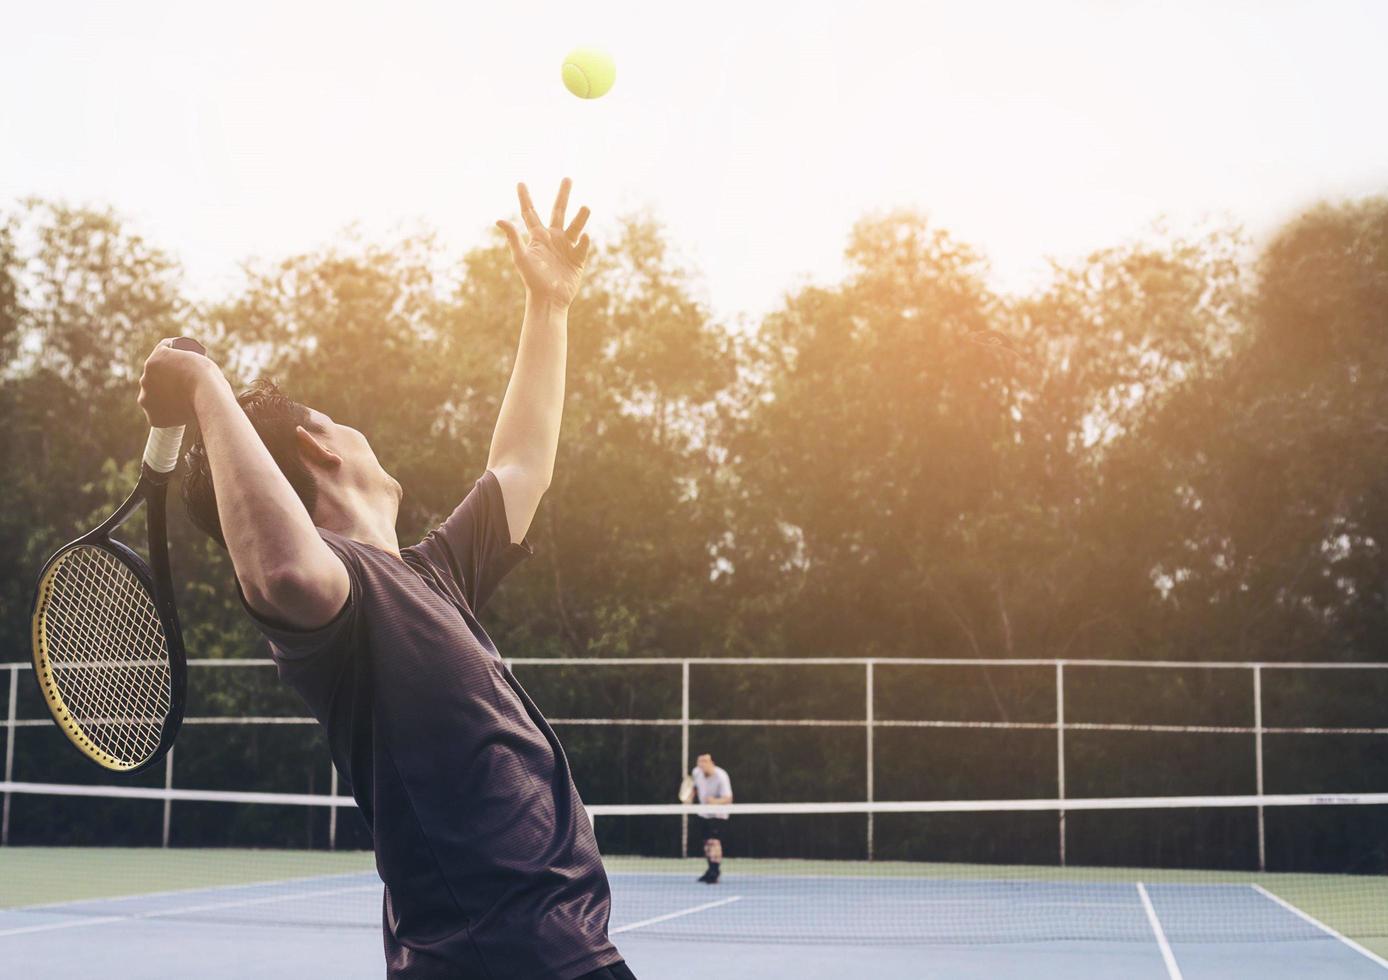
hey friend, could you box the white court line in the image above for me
[610,896,742,935]
[0,882,378,938]
[891,899,1137,911]
[1136,883,1184,980]
[136,882,379,920]
[1251,884,1388,971]
[606,867,1168,886]
[9,870,373,915]
[0,915,127,938]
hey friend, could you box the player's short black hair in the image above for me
[182,379,318,548]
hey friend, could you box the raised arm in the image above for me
[488,179,591,543]
[139,341,349,628]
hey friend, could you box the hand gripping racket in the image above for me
[30,337,205,773]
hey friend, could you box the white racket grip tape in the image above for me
[143,425,187,474]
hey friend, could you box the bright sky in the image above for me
[4,0,1386,320]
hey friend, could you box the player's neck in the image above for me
[314,487,400,556]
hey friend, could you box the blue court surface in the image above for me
[3,865,1386,979]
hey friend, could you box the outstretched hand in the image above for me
[496,178,591,308]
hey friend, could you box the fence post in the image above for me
[2,666,17,846]
[1056,661,1066,866]
[866,660,875,861]
[161,748,174,848]
[680,660,690,859]
[1254,665,1265,871]
[330,764,339,851]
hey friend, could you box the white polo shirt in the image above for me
[691,765,733,820]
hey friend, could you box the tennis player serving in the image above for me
[138,180,635,980]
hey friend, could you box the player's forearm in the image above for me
[487,296,568,483]
[191,372,344,617]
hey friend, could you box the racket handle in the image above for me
[143,337,207,475]
[144,425,187,474]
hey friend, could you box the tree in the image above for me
[0,200,190,656]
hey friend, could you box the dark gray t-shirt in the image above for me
[243,471,621,980]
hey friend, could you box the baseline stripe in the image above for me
[610,896,742,935]
[0,883,376,938]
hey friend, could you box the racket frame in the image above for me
[29,337,203,774]
[30,468,188,774]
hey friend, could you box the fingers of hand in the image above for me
[566,206,590,243]
[550,177,572,230]
[496,219,523,256]
[575,233,591,265]
[517,183,545,234]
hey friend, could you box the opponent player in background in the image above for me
[137,180,637,980]
[690,752,734,883]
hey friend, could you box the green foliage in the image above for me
[0,201,189,657]
[2,194,1385,834]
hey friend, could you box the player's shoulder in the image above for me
[716,766,731,779]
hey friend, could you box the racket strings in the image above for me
[36,546,173,767]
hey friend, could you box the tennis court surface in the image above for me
[5,658,1387,977]
[3,795,1386,980]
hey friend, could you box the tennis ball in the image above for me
[562,47,616,99]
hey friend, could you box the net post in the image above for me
[1056,661,1066,866]
[866,660,875,861]
[2,665,16,846]
[680,659,690,859]
[329,764,339,851]
[161,748,174,848]
[1254,665,1265,871]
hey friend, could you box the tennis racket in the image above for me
[966,329,1033,364]
[29,336,205,773]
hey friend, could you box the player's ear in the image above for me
[296,425,342,470]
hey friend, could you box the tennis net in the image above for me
[1,782,1385,954]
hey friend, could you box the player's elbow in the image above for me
[244,563,349,630]
[491,458,552,494]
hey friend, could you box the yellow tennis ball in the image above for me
[562,47,616,99]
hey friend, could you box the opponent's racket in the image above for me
[30,337,204,773]
[966,329,1033,364]
[678,775,696,804]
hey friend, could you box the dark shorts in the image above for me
[696,816,729,843]
[577,961,637,980]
